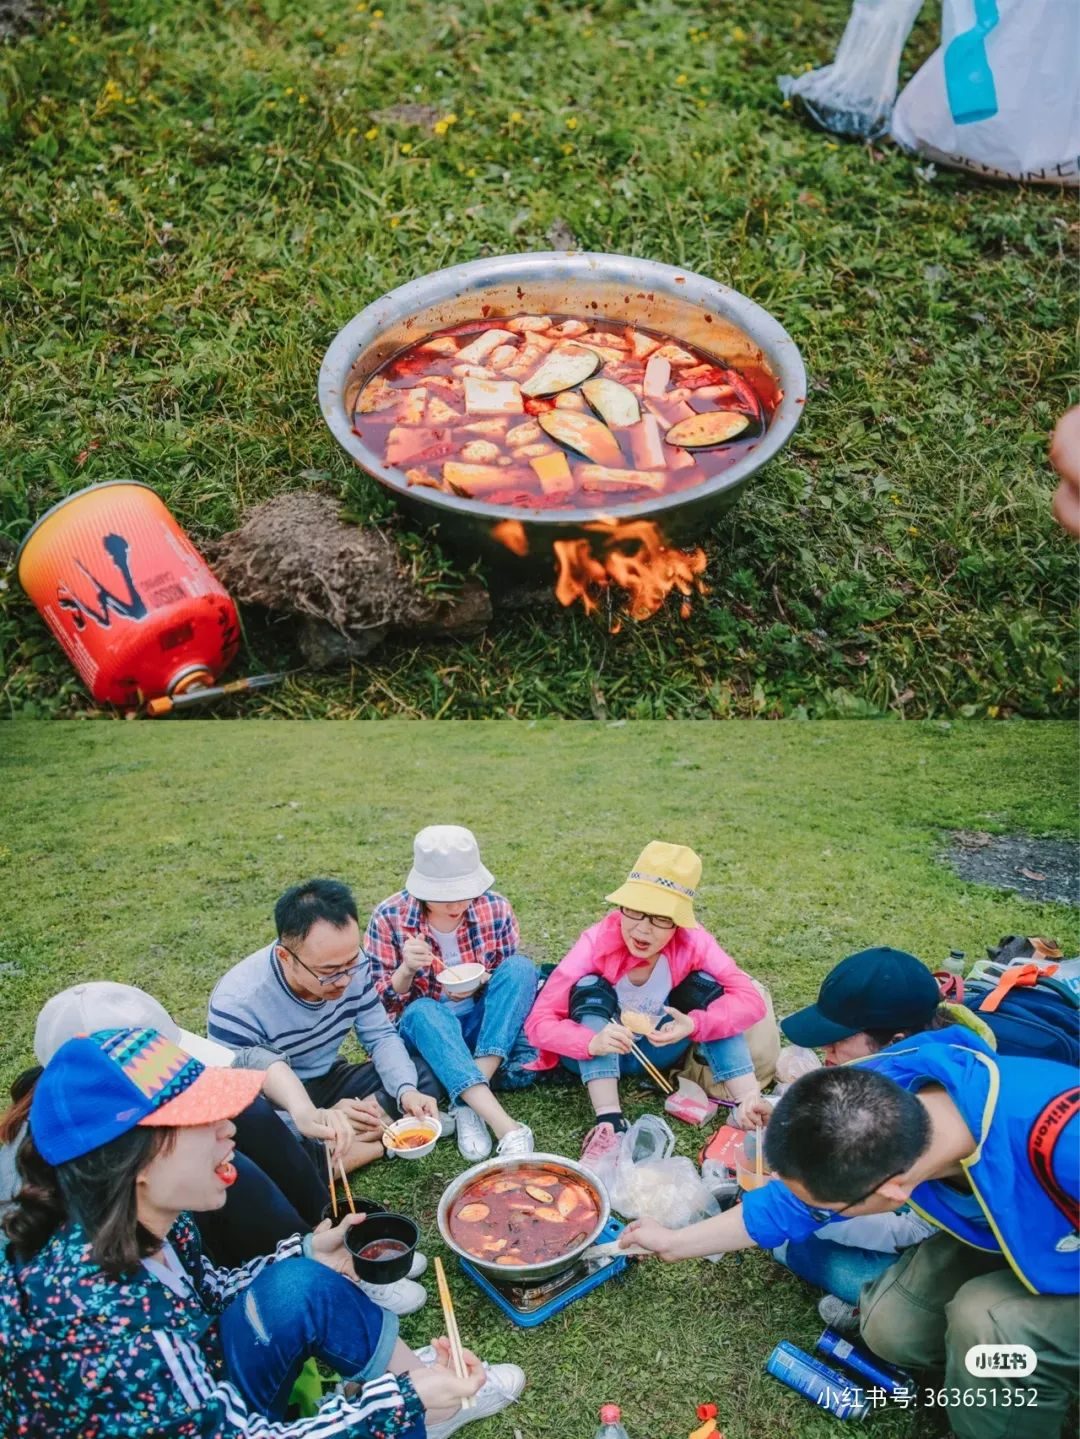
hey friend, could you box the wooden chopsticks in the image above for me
[326,1142,356,1216]
[433,1257,474,1410]
[628,1040,674,1094]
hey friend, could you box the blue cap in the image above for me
[781,948,941,1048]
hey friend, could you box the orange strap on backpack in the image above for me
[980,961,1059,1014]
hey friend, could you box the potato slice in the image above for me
[576,465,667,493]
[443,461,528,495]
[488,344,520,371]
[459,418,509,436]
[398,389,427,425]
[553,391,587,412]
[532,1206,568,1223]
[538,410,623,466]
[506,314,553,333]
[490,1179,522,1193]
[556,1187,582,1217]
[481,1238,508,1253]
[582,377,641,429]
[624,327,660,361]
[643,354,671,398]
[425,397,461,426]
[419,336,459,355]
[552,319,589,337]
[664,411,750,448]
[520,343,601,397]
[460,440,500,463]
[456,328,517,364]
[506,420,542,449]
[463,378,524,415]
[654,342,698,366]
[525,1185,555,1203]
[628,414,666,470]
[457,1202,490,1222]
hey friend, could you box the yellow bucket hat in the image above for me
[605,841,701,929]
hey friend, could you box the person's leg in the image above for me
[193,1152,307,1266]
[772,1233,900,1307]
[563,974,624,1123]
[219,1257,399,1419]
[232,1094,326,1226]
[859,1232,1005,1372]
[693,1032,759,1104]
[472,955,539,1081]
[400,997,520,1140]
[942,1269,1078,1439]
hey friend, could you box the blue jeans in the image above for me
[561,1011,754,1086]
[398,954,539,1106]
[220,1257,402,1420]
[773,1233,899,1306]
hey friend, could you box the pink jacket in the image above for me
[524,911,766,1069]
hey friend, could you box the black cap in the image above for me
[781,947,941,1048]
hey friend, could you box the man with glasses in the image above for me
[209,879,441,1178]
[619,1026,1079,1439]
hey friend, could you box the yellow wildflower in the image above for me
[285,86,294,95]
[434,120,449,136]
[509,111,523,123]
[356,2,366,9]
[466,166,477,177]
[675,73,687,86]
[298,94,308,104]
[365,125,378,140]
[565,116,578,129]
[732,26,746,41]
[348,125,358,136]
[400,141,413,153]
[389,216,400,227]
[372,7,383,15]
[907,525,919,536]
[987,705,1000,718]
[561,142,574,155]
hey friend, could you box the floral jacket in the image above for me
[0,1213,423,1439]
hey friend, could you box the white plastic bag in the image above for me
[773,1045,822,1093]
[891,0,1080,184]
[604,1115,719,1227]
[778,0,925,139]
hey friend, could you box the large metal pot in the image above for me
[436,1152,609,1284]
[318,251,807,572]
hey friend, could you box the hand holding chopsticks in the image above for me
[433,1257,475,1411]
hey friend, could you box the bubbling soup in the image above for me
[348,316,777,510]
[447,1163,602,1266]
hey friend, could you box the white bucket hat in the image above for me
[406,825,494,902]
[33,981,235,1068]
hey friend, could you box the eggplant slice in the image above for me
[581,377,641,428]
[520,342,602,397]
[537,409,624,466]
[664,411,750,448]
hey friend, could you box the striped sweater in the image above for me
[208,944,417,1098]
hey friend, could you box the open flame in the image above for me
[494,518,707,627]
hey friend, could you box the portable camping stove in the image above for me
[459,1216,630,1329]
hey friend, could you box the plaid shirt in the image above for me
[366,888,520,1021]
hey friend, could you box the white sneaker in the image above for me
[454,1106,492,1162]
[495,1124,534,1158]
[437,1110,456,1139]
[408,1251,428,1280]
[818,1292,860,1336]
[424,1361,526,1438]
[359,1277,427,1316]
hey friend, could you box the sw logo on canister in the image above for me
[18,482,240,709]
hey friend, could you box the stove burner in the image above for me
[460,1216,630,1327]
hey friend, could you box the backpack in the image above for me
[945,937,1080,1069]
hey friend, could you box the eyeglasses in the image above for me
[619,906,676,931]
[278,942,363,987]
[803,1170,905,1223]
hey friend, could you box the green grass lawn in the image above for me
[0,0,1076,719]
[2,720,1077,1437]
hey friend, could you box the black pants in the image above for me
[304,1055,443,1112]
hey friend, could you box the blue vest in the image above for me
[742,1026,1079,1295]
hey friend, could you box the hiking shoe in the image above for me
[818,1292,860,1336]
[425,1361,526,1439]
[359,1277,427,1316]
[454,1106,492,1162]
[495,1124,535,1158]
[580,1121,623,1165]
[408,1251,427,1280]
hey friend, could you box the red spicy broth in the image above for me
[348,316,777,510]
[447,1164,601,1265]
[356,1239,409,1261]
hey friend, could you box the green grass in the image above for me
[0,0,1077,718]
[1,720,1077,1437]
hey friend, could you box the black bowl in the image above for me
[345,1213,419,1283]
[320,1195,388,1227]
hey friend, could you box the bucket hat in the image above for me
[406,825,494,902]
[606,841,701,929]
[34,980,235,1068]
[30,1026,264,1166]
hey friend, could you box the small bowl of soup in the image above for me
[383,1117,440,1159]
[437,962,486,999]
[345,1213,420,1283]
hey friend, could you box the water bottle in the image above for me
[942,949,966,977]
[595,1404,631,1439]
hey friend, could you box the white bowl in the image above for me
[436,962,486,998]
[383,1117,440,1160]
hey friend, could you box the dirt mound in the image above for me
[206,492,490,666]
[942,830,1079,908]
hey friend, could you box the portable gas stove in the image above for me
[459,1216,630,1328]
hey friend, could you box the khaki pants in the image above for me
[674,979,781,1098]
[859,1233,1078,1439]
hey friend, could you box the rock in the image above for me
[205,492,492,666]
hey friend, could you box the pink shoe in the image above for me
[580,1121,623,1164]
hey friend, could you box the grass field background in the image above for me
[2,720,1077,1437]
[0,0,1076,718]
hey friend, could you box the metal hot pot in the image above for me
[436,1152,609,1285]
[318,251,807,571]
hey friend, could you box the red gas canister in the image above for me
[17,482,240,708]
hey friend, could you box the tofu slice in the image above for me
[575,464,667,492]
[456,329,517,364]
[463,377,524,415]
